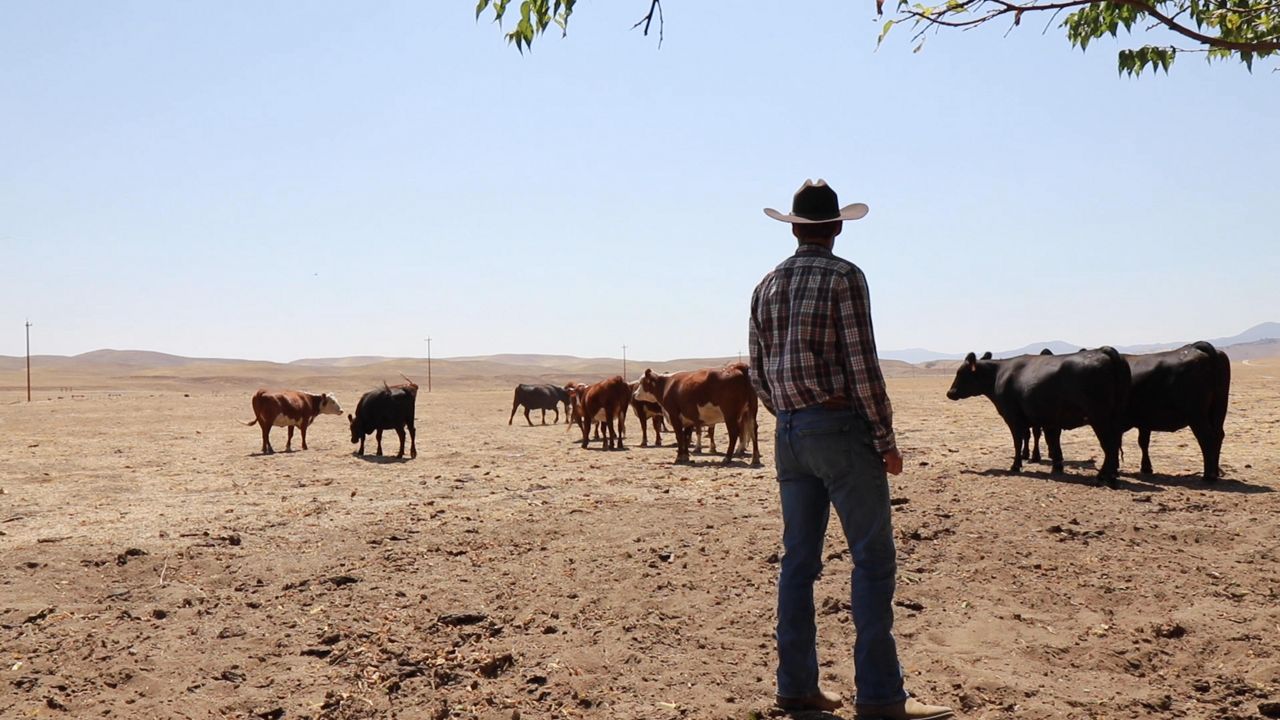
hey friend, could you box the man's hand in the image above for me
[882,448,903,475]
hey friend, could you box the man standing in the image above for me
[749,180,953,720]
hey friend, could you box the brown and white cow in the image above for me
[691,362,754,458]
[244,389,343,454]
[629,379,666,447]
[637,367,760,466]
[570,376,631,450]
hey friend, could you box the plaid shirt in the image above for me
[749,244,896,453]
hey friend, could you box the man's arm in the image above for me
[748,289,776,416]
[833,268,896,454]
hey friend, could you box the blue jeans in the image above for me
[774,407,907,706]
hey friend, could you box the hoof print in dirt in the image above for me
[325,574,360,588]
[1259,701,1280,719]
[476,651,514,678]
[116,547,148,565]
[1154,622,1187,639]
[438,612,488,626]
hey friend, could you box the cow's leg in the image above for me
[1191,422,1223,482]
[580,415,591,449]
[653,417,663,447]
[541,408,547,425]
[1138,428,1154,475]
[606,417,618,450]
[552,407,559,424]
[1007,424,1024,474]
[1031,426,1043,463]
[1092,423,1122,488]
[1019,427,1030,460]
[394,426,406,458]
[525,407,534,427]
[408,422,417,458]
[708,425,719,455]
[357,435,365,456]
[261,423,273,454]
[693,425,703,454]
[509,401,519,425]
[745,410,761,467]
[639,412,650,447]
[721,417,740,465]
[300,420,310,450]
[673,421,691,464]
[1044,428,1064,475]
[286,425,295,452]
[375,429,384,456]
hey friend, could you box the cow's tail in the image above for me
[1198,341,1231,428]
[1099,345,1131,416]
[242,418,259,427]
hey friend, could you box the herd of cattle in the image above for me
[509,361,762,467]
[946,341,1230,487]
[244,341,1231,488]
[245,375,419,458]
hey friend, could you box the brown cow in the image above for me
[629,379,666,447]
[692,362,754,458]
[571,376,630,450]
[637,367,760,466]
[244,390,343,454]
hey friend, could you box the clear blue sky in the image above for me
[2,2,1276,362]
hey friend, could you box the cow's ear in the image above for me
[644,368,652,379]
[964,352,977,370]
[980,351,992,360]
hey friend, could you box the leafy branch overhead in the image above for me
[885,0,1280,74]
[475,0,664,53]
[475,0,1276,74]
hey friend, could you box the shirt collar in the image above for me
[794,243,834,258]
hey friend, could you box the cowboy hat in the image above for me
[763,179,869,224]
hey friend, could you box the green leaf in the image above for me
[876,19,895,50]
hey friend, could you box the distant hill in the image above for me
[288,356,399,368]
[3,322,1276,394]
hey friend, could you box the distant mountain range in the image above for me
[3,323,1277,375]
[880,322,1280,363]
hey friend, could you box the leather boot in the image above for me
[776,689,844,712]
[855,697,955,720]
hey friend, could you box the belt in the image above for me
[818,398,852,410]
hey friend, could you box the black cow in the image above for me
[349,381,418,458]
[946,346,1130,487]
[509,383,571,426]
[1016,348,1054,463]
[1123,341,1230,481]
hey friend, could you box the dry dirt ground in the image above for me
[2,361,1279,720]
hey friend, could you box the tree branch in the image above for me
[901,0,1280,54]
[631,0,665,46]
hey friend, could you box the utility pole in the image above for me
[622,344,627,379]
[25,320,32,402]
[425,337,432,393]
